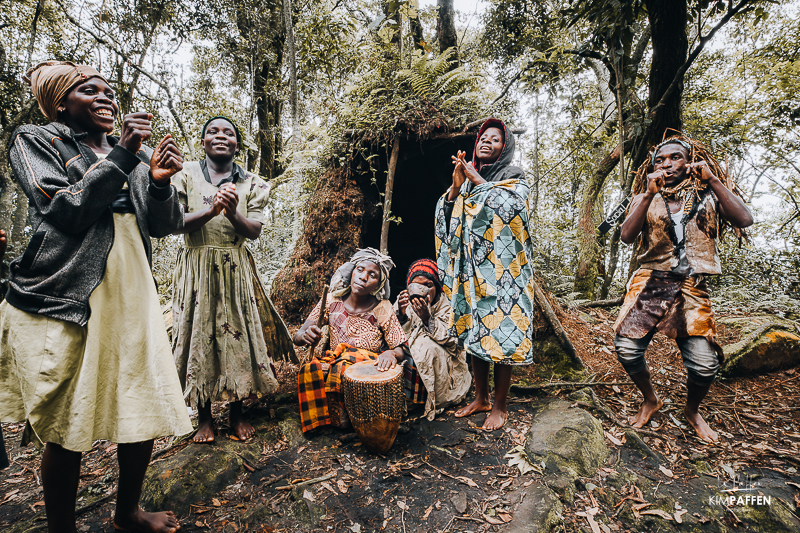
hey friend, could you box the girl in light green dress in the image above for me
[171,116,294,443]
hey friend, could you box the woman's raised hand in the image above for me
[447,150,467,201]
[451,150,467,188]
[150,134,184,185]
[458,151,486,186]
[119,112,153,154]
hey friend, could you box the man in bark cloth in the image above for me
[616,136,753,443]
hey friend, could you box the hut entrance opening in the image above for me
[361,136,475,297]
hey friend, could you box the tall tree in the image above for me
[436,0,458,62]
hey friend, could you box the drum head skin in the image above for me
[344,359,403,382]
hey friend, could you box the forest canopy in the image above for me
[0,0,798,316]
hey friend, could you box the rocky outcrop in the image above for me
[525,400,609,479]
[507,484,564,533]
[140,436,262,516]
[720,316,800,377]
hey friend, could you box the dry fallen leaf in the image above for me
[576,508,601,533]
[303,489,315,502]
[195,520,204,528]
[211,498,221,507]
[605,431,623,446]
[483,514,505,525]
[320,482,338,495]
[674,509,688,523]
[422,503,435,520]
[337,479,349,493]
[498,511,512,523]
[504,445,542,475]
[456,476,479,488]
[659,465,674,478]
[640,509,674,520]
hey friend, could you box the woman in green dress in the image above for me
[171,116,294,443]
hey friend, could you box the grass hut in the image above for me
[270,49,583,376]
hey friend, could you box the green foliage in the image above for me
[321,44,491,158]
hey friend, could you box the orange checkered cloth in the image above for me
[298,343,426,433]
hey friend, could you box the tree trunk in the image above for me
[380,137,401,254]
[283,0,299,148]
[254,62,283,180]
[25,0,45,72]
[409,0,425,50]
[530,98,540,219]
[638,0,688,167]
[573,142,631,300]
[0,99,37,291]
[436,0,459,63]
[118,13,161,117]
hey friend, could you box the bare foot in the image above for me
[230,415,255,441]
[481,407,507,431]
[627,398,664,428]
[455,398,492,418]
[113,507,180,532]
[684,407,719,444]
[192,419,214,444]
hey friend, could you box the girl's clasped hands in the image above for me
[212,183,238,218]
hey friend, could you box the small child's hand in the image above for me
[397,290,410,316]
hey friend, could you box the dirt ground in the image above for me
[2,307,799,532]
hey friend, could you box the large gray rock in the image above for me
[506,484,563,533]
[720,316,800,377]
[525,400,609,479]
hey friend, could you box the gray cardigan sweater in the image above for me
[6,122,184,326]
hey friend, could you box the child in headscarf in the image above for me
[395,259,471,420]
[435,118,536,431]
[1,61,190,532]
[293,248,425,432]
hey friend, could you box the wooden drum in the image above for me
[342,360,405,453]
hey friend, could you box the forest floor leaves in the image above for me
[2,308,800,532]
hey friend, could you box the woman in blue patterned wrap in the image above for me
[435,118,536,431]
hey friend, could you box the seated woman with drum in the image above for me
[395,259,471,421]
[293,248,426,433]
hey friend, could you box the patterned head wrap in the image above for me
[330,247,395,301]
[24,61,107,122]
[406,259,442,297]
[651,139,692,166]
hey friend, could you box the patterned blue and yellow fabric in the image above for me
[435,179,535,365]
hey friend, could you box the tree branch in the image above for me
[490,69,524,106]
[52,0,196,158]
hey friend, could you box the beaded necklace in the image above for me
[660,179,707,257]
